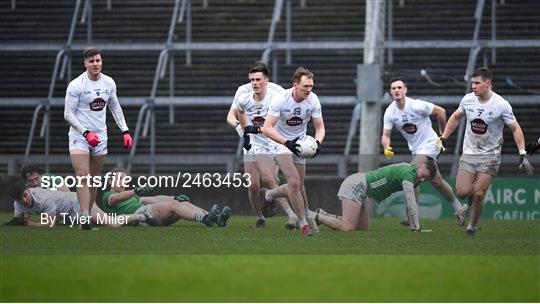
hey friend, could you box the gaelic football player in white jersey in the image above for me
[227,62,297,229]
[64,47,133,230]
[7,179,144,228]
[440,67,534,236]
[381,78,468,226]
[261,67,325,236]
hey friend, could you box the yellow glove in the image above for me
[384,146,394,159]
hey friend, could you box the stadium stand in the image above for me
[0,0,538,177]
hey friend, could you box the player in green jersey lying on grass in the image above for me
[102,167,231,227]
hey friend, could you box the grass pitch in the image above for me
[1,214,538,302]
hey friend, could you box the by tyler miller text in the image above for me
[40,213,129,227]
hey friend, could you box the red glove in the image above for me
[83,130,100,147]
[123,131,133,149]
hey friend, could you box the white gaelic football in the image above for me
[296,135,318,158]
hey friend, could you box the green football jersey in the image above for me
[365,163,418,203]
[102,191,142,214]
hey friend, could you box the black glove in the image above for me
[243,134,252,151]
[3,217,26,226]
[526,140,540,156]
[134,185,155,196]
[312,140,321,158]
[244,125,261,134]
[284,138,300,156]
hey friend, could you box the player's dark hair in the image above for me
[292,67,314,83]
[20,164,43,179]
[249,61,270,77]
[390,77,407,88]
[424,157,438,180]
[8,178,27,200]
[472,67,492,81]
[83,47,101,59]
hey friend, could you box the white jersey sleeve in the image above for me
[231,83,252,109]
[64,78,87,134]
[501,101,517,125]
[106,80,129,132]
[383,107,394,130]
[412,99,435,116]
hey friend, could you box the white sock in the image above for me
[307,210,317,219]
[466,223,475,230]
[283,206,296,218]
[451,200,462,211]
[82,210,90,217]
[257,215,265,220]
[265,190,273,201]
[298,218,308,227]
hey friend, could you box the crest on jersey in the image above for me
[402,123,417,134]
[90,98,106,111]
[293,107,301,115]
[252,116,265,127]
[286,116,303,126]
[471,118,488,134]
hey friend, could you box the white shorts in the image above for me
[459,154,501,176]
[273,143,306,165]
[69,132,107,156]
[243,142,280,162]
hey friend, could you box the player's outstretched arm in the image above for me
[108,189,137,206]
[403,181,421,231]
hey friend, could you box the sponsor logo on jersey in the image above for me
[90,98,106,111]
[286,116,303,126]
[402,123,417,134]
[252,116,265,127]
[471,118,488,134]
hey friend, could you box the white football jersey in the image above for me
[13,188,80,218]
[383,97,438,155]
[65,72,128,137]
[237,91,275,148]
[268,88,322,140]
[458,92,516,155]
[231,82,284,109]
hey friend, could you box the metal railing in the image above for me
[127,0,188,174]
[24,0,88,172]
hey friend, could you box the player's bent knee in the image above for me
[456,188,471,199]
[286,178,301,191]
[473,189,486,202]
